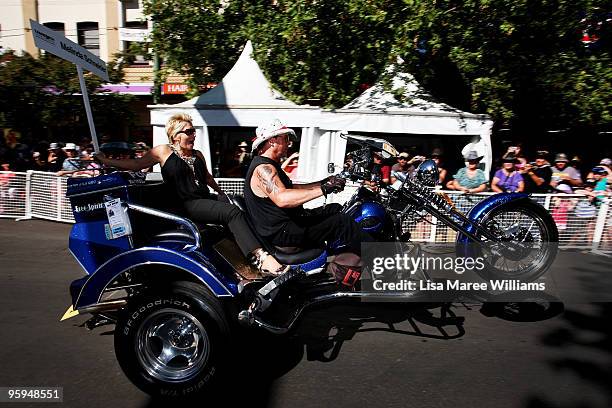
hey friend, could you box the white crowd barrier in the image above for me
[1,172,610,254]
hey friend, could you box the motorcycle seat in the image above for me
[271,246,325,265]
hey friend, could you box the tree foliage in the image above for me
[391,0,611,131]
[143,0,249,96]
[0,52,135,142]
[243,0,405,106]
[144,0,611,130]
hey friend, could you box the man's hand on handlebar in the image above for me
[321,175,346,196]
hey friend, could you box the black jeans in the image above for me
[268,203,369,255]
[184,198,260,256]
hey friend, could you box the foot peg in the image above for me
[258,266,303,297]
[239,267,305,323]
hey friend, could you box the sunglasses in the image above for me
[177,128,196,136]
[275,135,293,147]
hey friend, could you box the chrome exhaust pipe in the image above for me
[238,290,427,334]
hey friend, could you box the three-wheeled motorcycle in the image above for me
[62,136,558,397]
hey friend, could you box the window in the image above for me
[43,22,65,36]
[77,22,99,57]
[123,21,150,65]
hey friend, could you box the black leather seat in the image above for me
[228,194,325,265]
[272,247,325,264]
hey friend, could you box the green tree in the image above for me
[143,0,611,131]
[391,0,611,131]
[0,52,135,143]
[244,0,404,106]
[144,0,250,96]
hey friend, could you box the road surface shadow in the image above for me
[525,303,612,408]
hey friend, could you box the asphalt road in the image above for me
[0,219,611,408]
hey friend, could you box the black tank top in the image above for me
[244,156,303,238]
[161,150,210,201]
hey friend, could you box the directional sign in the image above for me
[30,19,105,151]
[30,19,109,81]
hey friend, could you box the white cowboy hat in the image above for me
[252,119,296,153]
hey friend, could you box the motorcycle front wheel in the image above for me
[114,281,229,398]
[471,199,559,282]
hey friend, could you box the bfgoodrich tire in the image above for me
[114,281,229,398]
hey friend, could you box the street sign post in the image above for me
[30,19,109,152]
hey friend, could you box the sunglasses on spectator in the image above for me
[177,128,196,136]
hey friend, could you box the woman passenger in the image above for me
[94,113,288,276]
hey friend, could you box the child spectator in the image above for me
[569,180,599,245]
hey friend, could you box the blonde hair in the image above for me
[165,113,193,143]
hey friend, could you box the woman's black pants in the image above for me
[184,198,259,256]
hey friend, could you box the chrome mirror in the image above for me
[415,159,439,187]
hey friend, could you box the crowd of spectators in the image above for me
[0,137,151,177]
[372,144,611,244]
[1,134,610,200]
[1,133,610,243]
[374,143,610,199]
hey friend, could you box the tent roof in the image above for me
[314,67,491,135]
[172,41,304,109]
[339,69,485,119]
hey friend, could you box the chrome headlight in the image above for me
[415,159,439,187]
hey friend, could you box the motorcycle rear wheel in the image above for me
[114,281,229,398]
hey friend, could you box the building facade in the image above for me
[0,1,186,140]
[0,0,150,64]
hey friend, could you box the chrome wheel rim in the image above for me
[482,208,552,276]
[135,308,210,383]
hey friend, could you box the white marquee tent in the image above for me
[149,43,493,182]
[148,41,321,171]
[298,69,494,181]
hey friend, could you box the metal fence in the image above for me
[1,171,610,254]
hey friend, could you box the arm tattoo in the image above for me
[257,165,280,195]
